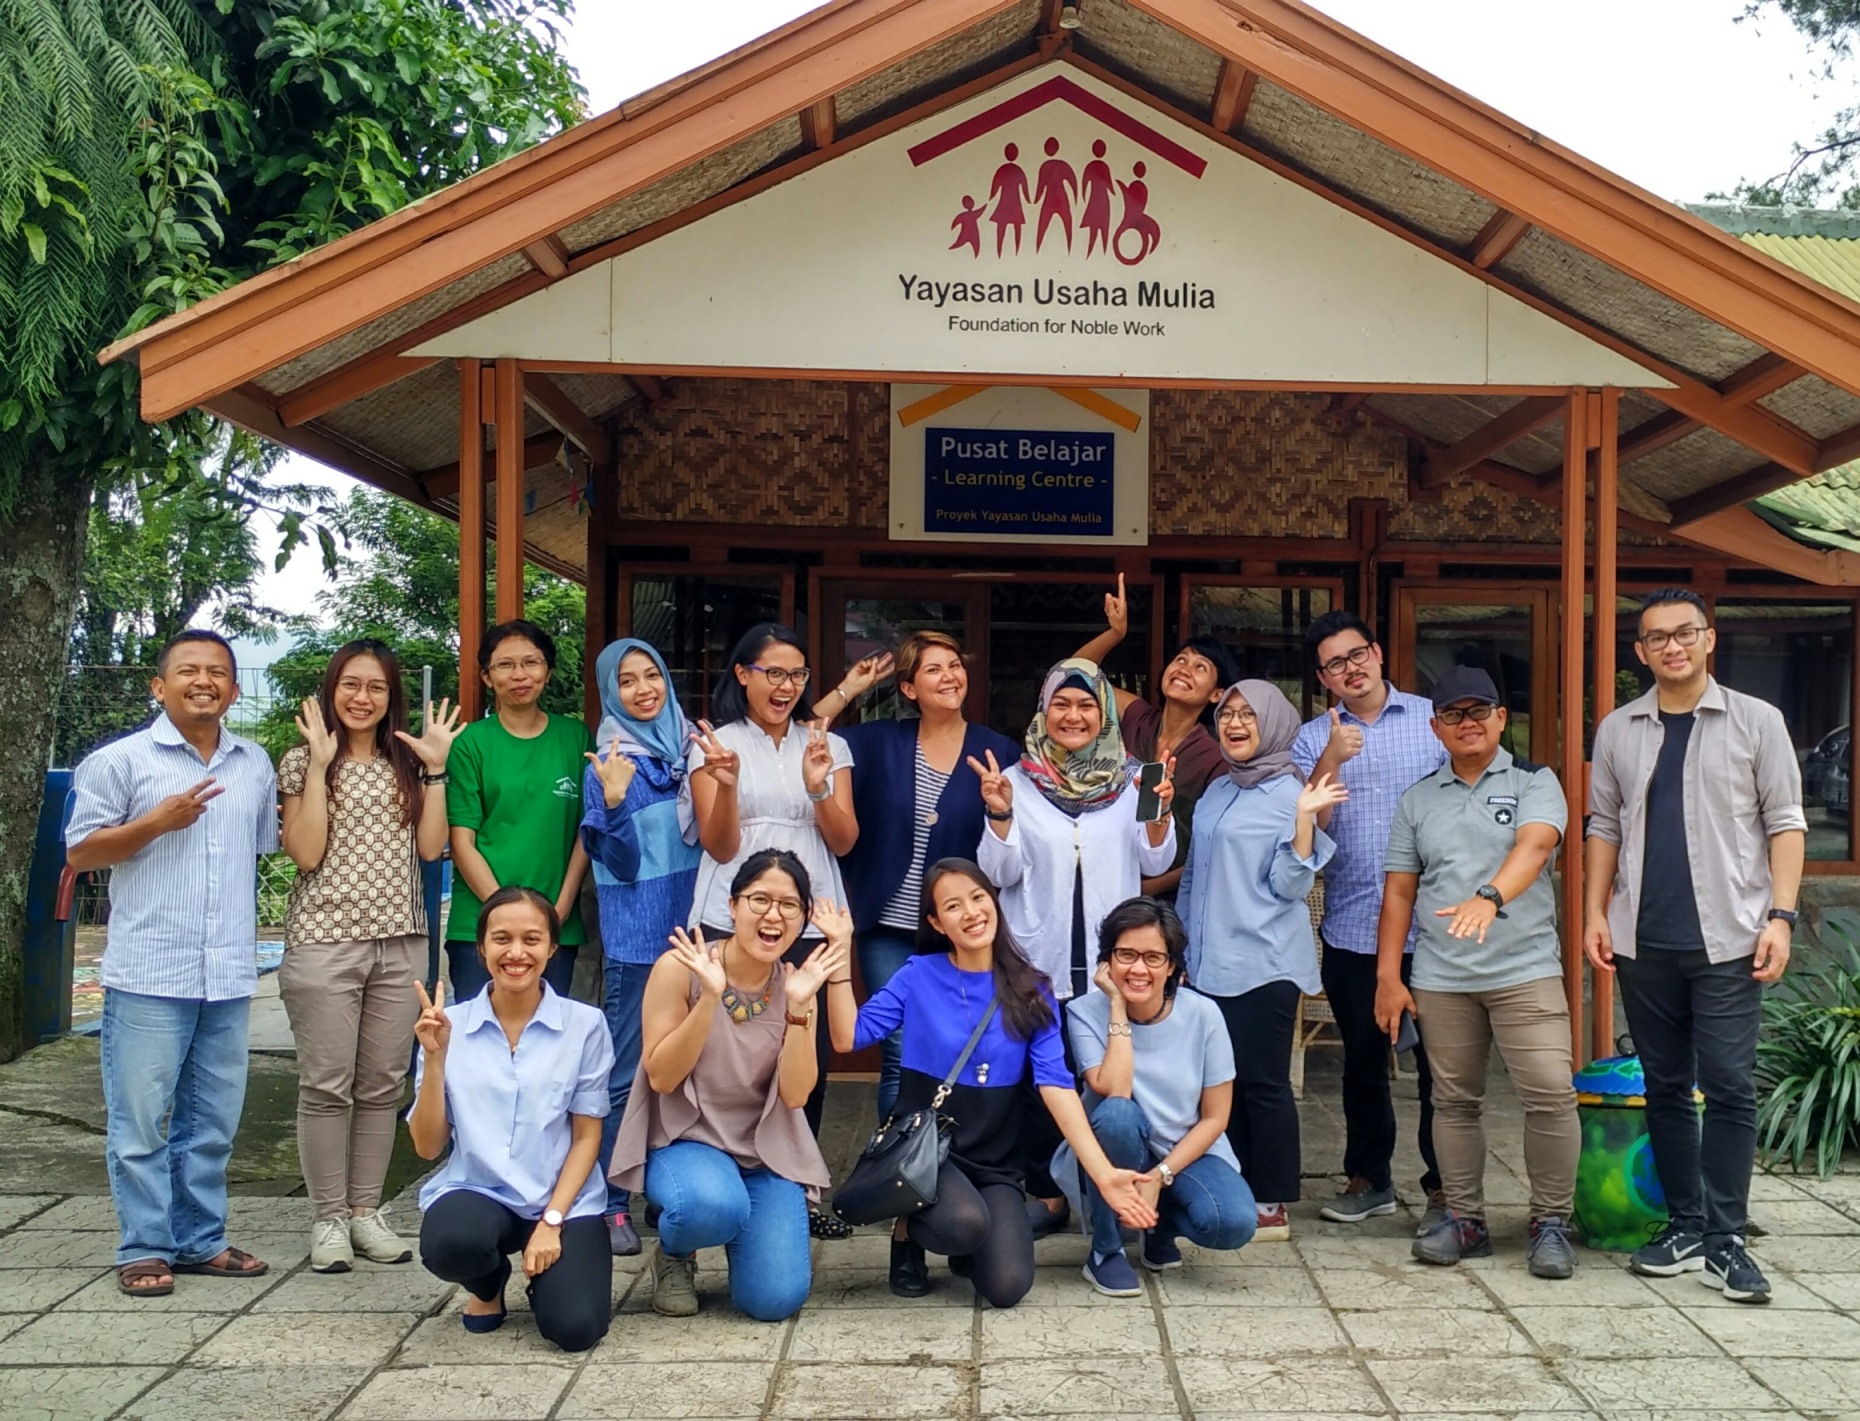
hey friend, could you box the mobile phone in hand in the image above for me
[1394,1010,1420,1054]
[1136,761,1168,822]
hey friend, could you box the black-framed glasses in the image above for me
[735,892,805,921]
[1638,624,1708,653]
[1318,644,1374,677]
[1436,704,1498,726]
[748,664,812,689]
[1111,948,1172,969]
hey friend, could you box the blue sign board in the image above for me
[923,427,1116,537]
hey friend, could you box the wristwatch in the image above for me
[420,770,449,785]
[1156,1161,1175,1188]
[541,1208,564,1228]
[1767,907,1799,926]
[1474,884,1505,909]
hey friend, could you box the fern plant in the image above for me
[1756,913,1860,1177]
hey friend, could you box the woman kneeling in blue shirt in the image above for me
[1060,897,1259,1295]
[408,887,615,1352]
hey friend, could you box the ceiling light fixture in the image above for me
[1058,3,1083,30]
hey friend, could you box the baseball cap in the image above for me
[1430,665,1501,709]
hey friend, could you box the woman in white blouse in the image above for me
[686,621,859,1239]
[972,657,1175,1233]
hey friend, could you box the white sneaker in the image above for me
[311,1217,354,1273]
[349,1208,414,1264]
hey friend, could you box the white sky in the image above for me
[250,0,1858,629]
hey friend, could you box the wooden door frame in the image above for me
[1389,582,1558,769]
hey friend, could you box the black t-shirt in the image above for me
[1636,711,1707,952]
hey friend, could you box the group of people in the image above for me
[66,582,1803,1349]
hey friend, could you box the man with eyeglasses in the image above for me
[1375,666,1580,1280]
[1291,611,1448,1229]
[1586,589,1805,1304]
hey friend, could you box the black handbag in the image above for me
[830,999,999,1226]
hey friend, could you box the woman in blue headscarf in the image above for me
[580,638,702,1257]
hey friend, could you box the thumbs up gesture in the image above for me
[1325,706,1364,765]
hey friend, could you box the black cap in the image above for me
[1430,665,1501,709]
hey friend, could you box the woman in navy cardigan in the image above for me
[834,631,1019,1122]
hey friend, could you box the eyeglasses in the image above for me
[748,664,811,689]
[1318,644,1374,677]
[336,678,390,697]
[1214,706,1257,726]
[488,656,547,676]
[736,892,805,921]
[1111,948,1172,970]
[1638,624,1708,653]
[1435,704,1498,726]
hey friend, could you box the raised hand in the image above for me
[295,700,339,769]
[1152,754,1176,816]
[147,778,224,836]
[690,721,740,791]
[412,979,450,1056]
[966,749,1014,818]
[808,897,855,957]
[394,698,463,773]
[787,932,851,1012]
[584,737,638,808]
[669,926,729,1000]
[801,719,835,798]
[839,653,896,701]
[1296,772,1348,820]
[1103,572,1129,639]
[1325,706,1364,764]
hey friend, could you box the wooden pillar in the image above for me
[1589,389,1620,1059]
[1560,390,1590,1068]
[584,440,619,727]
[457,360,487,722]
[493,358,526,624]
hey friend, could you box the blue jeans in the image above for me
[447,941,577,1001]
[599,961,655,1213]
[1084,1096,1257,1259]
[645,1140,812,1321]
[856,927,917,1122]
[101,990,251,1267]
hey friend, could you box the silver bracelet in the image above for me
[1106,1021,1132,1037]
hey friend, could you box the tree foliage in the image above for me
[1731,2,1860,206]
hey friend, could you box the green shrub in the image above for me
[1756,911,1860,1177]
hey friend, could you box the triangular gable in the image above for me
[418,66,1665,389]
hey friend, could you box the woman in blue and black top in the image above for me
[579,639,702,1257]
[828,858,1155,1307]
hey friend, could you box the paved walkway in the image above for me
[1,1056,1857,1419]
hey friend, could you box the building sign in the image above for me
[420,66,1667,391]
[890,385,1148,546]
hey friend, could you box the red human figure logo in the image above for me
[1112,160,1161,266]
[949,195,983,257]
[1033,136,1079,254]
[987,143,1030,257]
[1079,139,1114,259]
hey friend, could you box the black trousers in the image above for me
[907,1162,1034,1309]
[1320,947,1440,1194]
[1211,980,1303,1204]
[1020,999,1077,1199]
[1617,948,1761,1245]
[419,1190,611,1353]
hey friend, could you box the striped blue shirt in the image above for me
[1290,689,1447,956]
[68,716,280,1000]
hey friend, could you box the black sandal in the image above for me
[809,1206,853,1241]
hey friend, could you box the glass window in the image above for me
[1714,599,1853,862]
[1408,600,1536,761]
[1187,584,1333,720]
[626,572,785,723]
[838,593,975,723]
[987,581,1152,738]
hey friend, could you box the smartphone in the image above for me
[1394,1010,1420,1055]
[1136,761,1169,822]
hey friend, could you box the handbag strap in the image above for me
[930,998,999,1111]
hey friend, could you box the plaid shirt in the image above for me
[1291,689,1447,955]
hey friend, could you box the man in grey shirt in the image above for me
[1375,666,1579,1281]
[1586,589,1805,1305]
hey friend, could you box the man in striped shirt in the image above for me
[68,629,280,1297]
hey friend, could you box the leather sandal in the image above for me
[116,1258,175,1297]
[173,1246,268,1278]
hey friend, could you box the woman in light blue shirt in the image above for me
[407,887,615,1352]
[1177,680,1343,1242]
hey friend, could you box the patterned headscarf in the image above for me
[593,638,689,790]
[1216,680,1303,790]
[1019,658,1136,815]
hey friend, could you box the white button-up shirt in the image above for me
[67,715,280,1001]
[414,983,614,1220]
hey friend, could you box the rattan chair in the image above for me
[1290,877,1336,1099]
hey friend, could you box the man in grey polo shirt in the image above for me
[1586,589,1805,1306]
[1374,666,1579,1280]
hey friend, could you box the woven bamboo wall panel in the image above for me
[1387,473,1562,544]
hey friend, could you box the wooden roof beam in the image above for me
[209,385,431,507]
[1210,60,1258,134]
[1466,209,1529,270]
[1617,408,1698,465]
[421,432,563,500]
[1668,461,1800,527]
[1418,395,1564,488]
[278,355,436,428]
[1720,351,1801,406]
[1647,382,1817,475]
[522,235,570,278]
[629,374,668,404]
[799,96,837,150]
[1818,418,1860,470]
[522,371,612,466]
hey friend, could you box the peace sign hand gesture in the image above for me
[690,721,739,791]
[394,698,463,773]
[801,719,835,798]
[966,749,1014,818]
[585,738,638,808]
[1103,572,1129,640]
[296,699,339,770]
[669,926,729,1001]
[412,979,450,1057]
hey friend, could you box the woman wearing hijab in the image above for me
[972,657,1176,1233]
[580,638,702,1257]
[1176,680,1346,1241]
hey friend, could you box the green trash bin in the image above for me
[1571,1054,1701,1251]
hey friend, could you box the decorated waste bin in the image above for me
[1571,1054,1693,1251]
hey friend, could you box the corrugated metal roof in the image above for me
[1739,232,1860,303]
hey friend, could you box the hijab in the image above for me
[1019,658,1136,815]
[1217,679,1303,790]
[593,639,690,790]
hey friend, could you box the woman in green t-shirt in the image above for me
[446,619,593,999]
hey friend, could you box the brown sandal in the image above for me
[116,1258,175,1297]
[173,1246,268,1278]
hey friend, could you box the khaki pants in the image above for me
[278,935,423,1221]
[1412,976,1580,1221]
